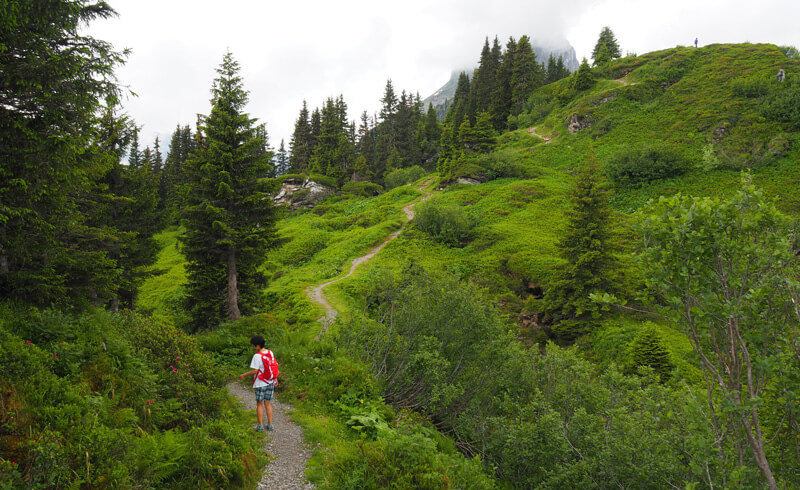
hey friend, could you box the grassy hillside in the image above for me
[129,43,800,488]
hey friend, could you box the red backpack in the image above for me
[256,349,279,384]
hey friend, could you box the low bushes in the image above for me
[413,200,476,247]
[605,143,689,188]
[0,304,262,489]
[384,165,426,189]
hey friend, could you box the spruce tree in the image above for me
[543,158,620,342]
[181,52,277,329]
[128,127,142,168]
[573,57,595,90]
[490,37,517,130]
[469,38,499,118]
[510,35,542,115]
[592,26,621,65]
[275,139,289,176]
[629,326,674,382]
[289,100,313,173]
[0,0,138,306]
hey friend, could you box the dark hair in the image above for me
[250,335,265,349]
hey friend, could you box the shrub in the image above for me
[731,75,772,98]
[308,173,338,189]
[384,166,426,189]
[413,200,475,247]
[341,181,383,196]
[761,78,800,126]
[606,143,689,188]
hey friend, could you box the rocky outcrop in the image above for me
[567,113,593,133]
[273,178,336,208]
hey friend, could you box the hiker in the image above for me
[777,69,786,82]
[694,37,698,48]
[238,335,278,431]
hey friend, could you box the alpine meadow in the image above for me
[3,1,800,489]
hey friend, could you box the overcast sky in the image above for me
[87,0,800,155]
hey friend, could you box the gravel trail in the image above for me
[226,381,315,489]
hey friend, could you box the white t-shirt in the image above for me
[250,350,276,387]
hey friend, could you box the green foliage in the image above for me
[0,304,262,488]
[543,159,623,341]
[628,325,674,382]
[761,78,800,126]
[606,143,689,188]
[413,201,476,247]
[0,0,141,307]
[180,52,278,330]
[384,166,426,189]
[730,74,772,98]
[341,181,384,197]
[592,26,622,65]
[637,175,800,487]
[308,173,339,189]
[573,58,595,91]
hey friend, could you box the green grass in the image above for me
[135,42,800,488]
[138,227,189,326]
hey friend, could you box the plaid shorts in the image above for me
[254,384,274,402]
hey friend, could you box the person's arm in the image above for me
[238,368,258,380]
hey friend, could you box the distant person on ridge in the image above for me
[694,37,698,48]
[238,335,279,431]
[777,69,786,82]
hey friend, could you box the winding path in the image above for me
[226,179,435,489]
[308,178,434,338]
[527,126,553,144]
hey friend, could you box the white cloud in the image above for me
[87,0,800,153]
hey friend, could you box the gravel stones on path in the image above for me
[226,382,315,489]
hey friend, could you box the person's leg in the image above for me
[256,399,264,427]
[265,400,273,426]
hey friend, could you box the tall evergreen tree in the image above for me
[421,103,442,166]
[510,35,542,115]
[491,36,517,130]
[275,138,289,176]
[181,52,278,329]
[592,26,621,65]
[128,127,142,168]
[289,100,313,173]
[469,38,499,118]
[543,158,621,342]
[0,0,131,305]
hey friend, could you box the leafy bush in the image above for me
[308,173,338,189]
[606,143,689,188]
[413,200,476,247]
[731,75,772,98]
[341,181,383,196]
[384,165,426,189]
[761,78,800,126]
[0,305,263,489]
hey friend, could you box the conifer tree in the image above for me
[629,326,674,382]
[447,72,471,129]
[491,36,517,130]
[543,158,620,342]
[421,103,442,165]
[290,100,313,173]
[592,26,621,65]
[469,38,499,118]
[275,138,289,176]
[573,57,595,90]
[181,52,277,329]
[510,35,542,115]
[128,127,142,168]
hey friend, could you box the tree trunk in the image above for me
[226,248,241,320]
[0,255,8,274]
